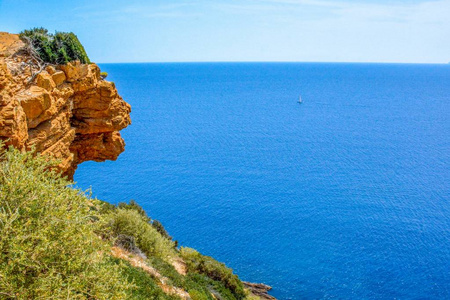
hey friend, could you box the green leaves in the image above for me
[19,28,91,65]
[108,208,177,260]
[0,146,130,298]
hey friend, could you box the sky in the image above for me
[0,0,449,63]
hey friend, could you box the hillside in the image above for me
[0,30,275,299]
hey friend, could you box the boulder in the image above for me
[36,72,56,91]
[52,71,66,86]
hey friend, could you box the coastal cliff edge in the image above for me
[0,32,131,178]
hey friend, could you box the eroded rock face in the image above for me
[0,32,131,178]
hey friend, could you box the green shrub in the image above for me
[180,247,246,300]
[20,27,90,64]
[0,145,131,298]
[184,273,221,300]
[100,71,108,79]
[98,199,116,214]
[117,200,175,243]
[152,219,174,241]
[184,273,241,300]
[112,258,178,300]
[189,289,211,300]
[146,256,238,299]
[108,208,177,260]
[147,256,186,288]
[118,199,148,218]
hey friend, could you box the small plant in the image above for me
[117,200,176,244]
[100,71,108,79]
[152,219,173,241]
[118,199,148,218]
[189,289,211,300]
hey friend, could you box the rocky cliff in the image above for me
[0,32,131,177]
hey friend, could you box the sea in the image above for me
[74,63,450,299]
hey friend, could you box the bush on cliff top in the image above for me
[20,27,90,64]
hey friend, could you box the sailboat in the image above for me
[298,95,303,104]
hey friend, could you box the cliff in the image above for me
[0,32,131,177]
[0,30,276,299]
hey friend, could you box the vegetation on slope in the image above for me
[19,27,90,64]
[0,145,253,299]
[0,145,129,298]
[181,248,246,299]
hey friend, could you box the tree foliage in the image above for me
[19,27,90,64]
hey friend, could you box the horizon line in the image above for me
[96,60,450,65]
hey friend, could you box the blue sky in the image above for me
[1,0,449,63]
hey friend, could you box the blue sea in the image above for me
[75,63,450,299]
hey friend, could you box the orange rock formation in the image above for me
[0,32,131,178]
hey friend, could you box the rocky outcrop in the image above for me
[0,32,131,178]
[243,282,276,300]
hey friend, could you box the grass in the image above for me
[112,257,179,300]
